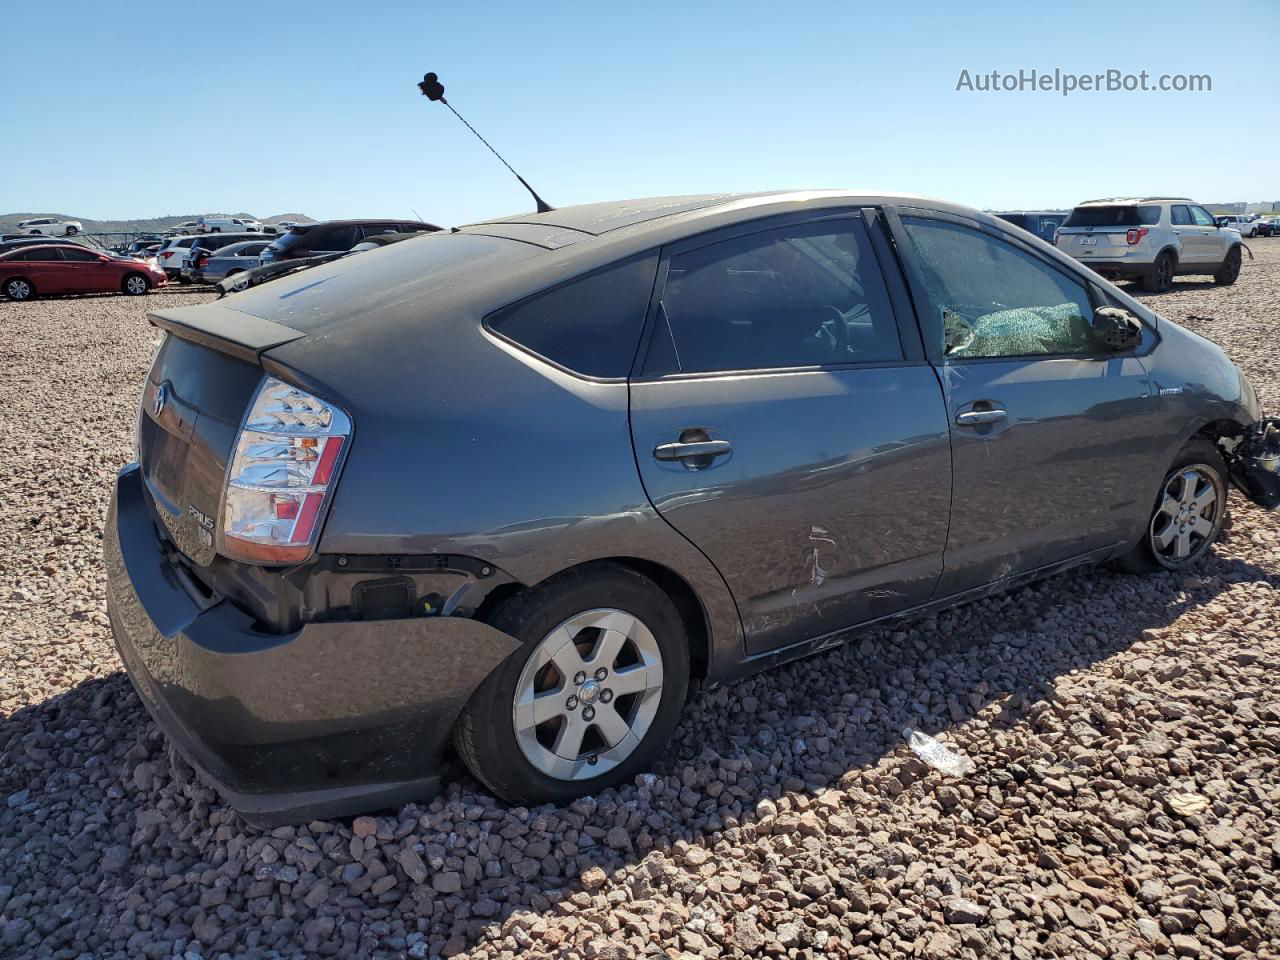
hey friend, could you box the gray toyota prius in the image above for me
[105,191,1280,824]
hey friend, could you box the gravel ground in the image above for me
[2,248,1280,960]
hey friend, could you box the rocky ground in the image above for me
[2,247,1279,960]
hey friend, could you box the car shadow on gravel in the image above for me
[2,538,1276,957]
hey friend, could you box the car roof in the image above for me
[1075,197,1193,206]
[296,218,440,229]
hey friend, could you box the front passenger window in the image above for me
[1190,206,1215,227]
[901,218,1094,360]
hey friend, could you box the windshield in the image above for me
[1064,205,1161,227]
[267,228,309,252]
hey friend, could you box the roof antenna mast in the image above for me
[417,71,553,213]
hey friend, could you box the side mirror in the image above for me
[1090,306,1143,352]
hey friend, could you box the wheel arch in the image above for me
[2,275,35,298]
[474,557,712,684]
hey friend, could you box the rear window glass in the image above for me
[485,255,658,379]
[1064,205,1160,227]
[227,232,539,333]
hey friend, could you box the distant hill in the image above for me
[0,212,317,236]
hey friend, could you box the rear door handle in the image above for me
[955,409,1007,426]
[654,439,733,462]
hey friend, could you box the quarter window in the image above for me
[650,218,901,375]
[486,254,659,379]
[902,218,1094,360]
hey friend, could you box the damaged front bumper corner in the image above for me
[104,463,521,826]
[1224,418,1280,509]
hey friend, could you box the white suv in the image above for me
[1216,214,1260,238]
[18,217,83,237]
[1056,197,1244,292]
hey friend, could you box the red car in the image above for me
[0,244,167,300]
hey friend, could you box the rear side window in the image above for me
[486,254,659,379]
[1171,205,1193,226]
[650,218,902,375]
[12,248,62,261]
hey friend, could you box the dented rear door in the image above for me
[629,211,952,656]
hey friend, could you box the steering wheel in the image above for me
[817,304,853,356]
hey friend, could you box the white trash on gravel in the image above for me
[902,726,976,776]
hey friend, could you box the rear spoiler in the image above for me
[148,304,304,364]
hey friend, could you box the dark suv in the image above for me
[106,191,1277,825]
[259,219,438,265]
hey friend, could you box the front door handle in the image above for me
[654,439,733,462]
[955,408,1007,426]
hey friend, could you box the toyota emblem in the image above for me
[152,383,168,418]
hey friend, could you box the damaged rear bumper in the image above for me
[104,463,521,825]
[1225,418,1280,509]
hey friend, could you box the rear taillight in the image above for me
[221,377,351,565]
[1126,228,1149,245]
[161,251,174,259]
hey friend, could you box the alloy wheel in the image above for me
[6,279,31,300]
[1149,464,1223,567]
[125,276,148,295]
[512,608,664,781]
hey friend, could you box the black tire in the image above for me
[177,275,193,285]
[65,225,78,236]
[1246,228,1256,239]
[3,277,35,301]
[225,269,248,292]
[122,272,150,296]
[1213,246,1242,286]
[454,563,690,806]
[1112,438,1228,574]
[1142,251,1175,293]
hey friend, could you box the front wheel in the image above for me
[1112,439,1228,574]
[454,564,690,805]
[122,273,150,296]
[1214,246,1242,286]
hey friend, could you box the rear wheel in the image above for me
[1142,252,1175,292]
[454,564,690,805]
[122,273,150,295]
[1112,438,1228,573]
[1213,246,1242,286]
[3,277,35,301]
[65,225,78,236]
[226,269,249,292]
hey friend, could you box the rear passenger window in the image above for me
[485,254,659,379]
[650,218,901,375]
[1171,205,1193,226]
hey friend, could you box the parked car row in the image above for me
[169,218,436,285]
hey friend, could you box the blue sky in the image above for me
[2,0,1277,225]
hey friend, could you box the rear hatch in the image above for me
[138,304,303,566]
[1057,204,1160,259]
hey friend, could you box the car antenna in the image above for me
[417,71,553,214]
